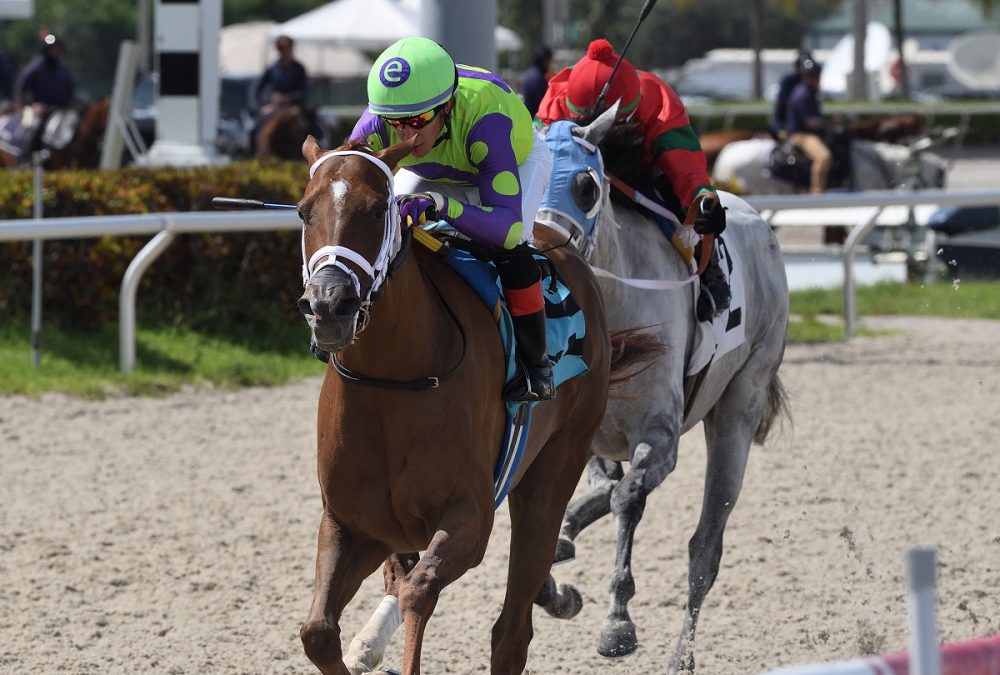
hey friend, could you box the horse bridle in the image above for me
[304,149,466,390]
[304,149,402,319]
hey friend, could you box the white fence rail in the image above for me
[2,188,1000,372]
[744,188,1000,337]
[0,210,299,372]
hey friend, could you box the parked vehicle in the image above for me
[929,205,1000,279]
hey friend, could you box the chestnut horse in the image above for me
[255,104,328,160]
[295,135,656,675]
[0,95,109,170]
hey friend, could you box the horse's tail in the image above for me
[607,326,664,395]
[753,370,791,444]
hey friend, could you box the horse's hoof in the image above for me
[550,583,583,619]
[553,536,576,565]
[597,618,638,658]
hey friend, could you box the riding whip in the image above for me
[211,197,297,210]
[593,0,659,113]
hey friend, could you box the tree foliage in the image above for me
[499,0,841,68]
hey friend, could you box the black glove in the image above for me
[694,198,727,236]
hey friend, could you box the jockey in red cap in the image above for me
[535,38,731,321]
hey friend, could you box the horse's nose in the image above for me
[298,267,361,321]
[298,289,361,321]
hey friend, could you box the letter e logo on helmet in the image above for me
[379,58,411,87]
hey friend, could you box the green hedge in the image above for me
[0,160,311,334]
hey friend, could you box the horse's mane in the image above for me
[573,110,655,211]
[338,139,372,153]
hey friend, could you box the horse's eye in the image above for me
[571,171,601,218]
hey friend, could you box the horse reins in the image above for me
[606,172,714,276]
[306,149,467,391]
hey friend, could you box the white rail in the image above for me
[744,188,1000,337]
[2,188,999,372]
[0,210,299,372]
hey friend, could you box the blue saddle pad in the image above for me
[441,245,589,508]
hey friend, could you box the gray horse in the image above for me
[533,107,791,673]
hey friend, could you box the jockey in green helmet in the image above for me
[352,37,557,402]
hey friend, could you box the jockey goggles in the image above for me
[380,105,444,131]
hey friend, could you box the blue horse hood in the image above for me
[539,121,605,241]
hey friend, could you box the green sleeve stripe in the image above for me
[652,125,702,155]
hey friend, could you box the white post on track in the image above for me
[906,547,941,675]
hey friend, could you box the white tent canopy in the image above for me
[220,21,372,78]
[270,0,522,53]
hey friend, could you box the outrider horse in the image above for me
[255,104,328,160]
[295,135,657,675]
[0,95,109,170]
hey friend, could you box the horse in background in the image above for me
[0,95,109,170]
[847,113,925,143]
[535,106,790,673]
[254,104,329,160]
[711,132,948,196]
[698,114,927,175]
[699,128,755,173]
[294,135,658,675]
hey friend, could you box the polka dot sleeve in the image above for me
[443,112,525,249]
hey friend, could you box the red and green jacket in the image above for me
[535,67,714,209]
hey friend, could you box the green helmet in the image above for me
[367,37,457,117]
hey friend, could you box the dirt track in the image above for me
[2,316,999,674]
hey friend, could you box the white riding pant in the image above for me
[392,129,552,244]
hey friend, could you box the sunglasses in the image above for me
[381,106,443,131]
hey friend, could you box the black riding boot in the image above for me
[696,241,732,323]
[505,308,556,402]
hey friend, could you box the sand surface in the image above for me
[2,316,998,674]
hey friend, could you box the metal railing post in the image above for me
[119,226,176,372]
[30,152,47,368]
[842,208,884,338]
[907,547,941,675]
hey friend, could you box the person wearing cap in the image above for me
[350,37,556,402]
[255,35,308,112]
[784,58,830,194]
[252,35,309,153]
[13,32,75,156]
[772,50,814,139]
[535,38,730,322]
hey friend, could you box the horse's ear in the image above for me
[576,100,621,146]
[302,135,323,164]
[375,138,416,172]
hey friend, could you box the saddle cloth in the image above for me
[687,235,747,377]
[766,139,853,189]
[414,226,589,508]
[0,108,78,159]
